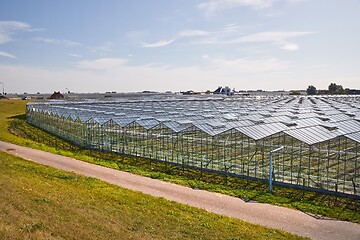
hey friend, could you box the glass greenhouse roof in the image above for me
[28,95,360,145]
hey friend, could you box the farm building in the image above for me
[48,91,64,99]
[26,94,360,198]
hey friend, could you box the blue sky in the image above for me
[0,0,359,93]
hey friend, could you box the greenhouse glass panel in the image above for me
[26,95,360,198]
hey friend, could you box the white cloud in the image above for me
[0,21,31,32]
[77,56,289,84]
[33,37,81,47]
[197,0,307,16]
[0,55,292,94]
[68,53,82,58]
[196,31,313,51]
[208,56,289,73]
[0,34,11,45]
[89,42,115,55]
[140,23,243,49]
[235,31,313,51]
[75,56,288,76]
[77,58,128,70]
[280,41,298,51]
[141,38,175,48]
[198,0,276,16]
[222,23,240,32]
[0,51,16,59]
[0,21,32,45]
[306,64,331,70]
[2,56,358,94]
[178,30,210,37]
[141,30,208,49]
[265,11,285,17]
[236,31,313,43]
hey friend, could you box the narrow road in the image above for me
[0,141,359,240]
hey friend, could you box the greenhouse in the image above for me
[26,94,360,198]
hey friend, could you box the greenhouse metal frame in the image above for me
[26,95,360,198]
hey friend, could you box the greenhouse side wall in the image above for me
[25,103,360,198]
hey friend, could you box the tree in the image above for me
[328,83,345,94]
[328,83,337,93]
[336,85,345,94]
[290,90,301,95]
[307,85,317,95]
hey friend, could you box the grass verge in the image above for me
[0,151,307,239]
[1,99,359,224]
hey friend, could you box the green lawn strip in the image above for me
[0,151,306,240]
[1,100,359,224]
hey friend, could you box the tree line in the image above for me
[306,83,360,95]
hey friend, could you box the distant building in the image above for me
[48,91,64,99]
[345,88,360,95]
[213,86,234,95]
[181,90,194,95]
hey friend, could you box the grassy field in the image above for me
[0,151,307,239]
[0,99,359,225]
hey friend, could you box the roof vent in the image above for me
[320,124,338,131]
[282,121,297,127]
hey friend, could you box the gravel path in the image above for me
[0,141,359,240]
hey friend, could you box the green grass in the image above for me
[1,99,359,225]
[0,151,307,239]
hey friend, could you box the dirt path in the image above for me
[0,141,359,240]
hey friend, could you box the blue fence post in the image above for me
[269,146,284,194]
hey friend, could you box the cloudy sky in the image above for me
[0,0,359,93]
